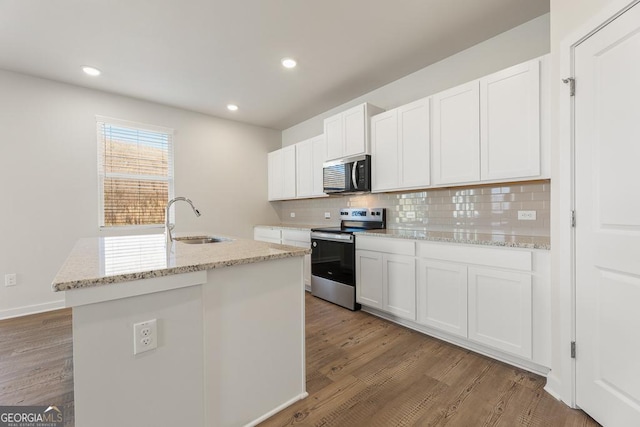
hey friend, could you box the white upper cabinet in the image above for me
[480,59,541,181]
[371,110,399,191]
[267,145,296,201]
[324,103,384,161]
[295,134,326,199]
[432,81,481,186]
[372,98,430,192]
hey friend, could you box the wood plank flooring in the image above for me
[259,293,599,427]
[0,294,598,427]
[0,308,74,426]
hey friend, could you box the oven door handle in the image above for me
[311,232,354,243]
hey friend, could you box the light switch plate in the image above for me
[290,212,295,218]
[324,212,331,219]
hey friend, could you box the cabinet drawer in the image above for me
[281,229,311,244]
[356,236,415,256]
[417,242,531,271]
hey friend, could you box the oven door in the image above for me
[310,232,355,286]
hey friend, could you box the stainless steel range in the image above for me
[310,208,386,310]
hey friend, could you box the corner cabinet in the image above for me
[432,56,548,187]
[324,103,384,161]
[371,98,430,192]
[267,145,296,201]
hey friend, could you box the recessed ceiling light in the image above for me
[281,58,297,69]
[227,104,239,111]
[82,66,101,76]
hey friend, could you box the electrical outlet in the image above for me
[324,212,331,219]
[133,319,157,355]
[290,212,296,218]
[4,274,17,287]
[406,211,416,219]
[517,210,537,220]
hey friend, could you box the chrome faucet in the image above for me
[165,197,201,246]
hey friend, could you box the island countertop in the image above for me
[52,233,310,292]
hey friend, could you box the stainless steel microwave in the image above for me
[323,155,371,194]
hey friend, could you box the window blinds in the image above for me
[97,119,174,227]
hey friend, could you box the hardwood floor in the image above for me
[0,308,74,426]
[260,293,599,427]
[0,294,598,427]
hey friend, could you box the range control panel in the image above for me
[339,208,385,221]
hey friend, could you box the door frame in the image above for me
[552,0,640,409]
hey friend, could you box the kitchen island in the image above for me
[52,233,310,427]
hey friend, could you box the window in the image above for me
[97,117,174,228]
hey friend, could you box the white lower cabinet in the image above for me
[355,250,383,309]
[357,236,550,372]
[417,260,467,338]
[356,237,416,321]
[383,254,416,320]
[468,267,532,359]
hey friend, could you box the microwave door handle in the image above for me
[352,160,358,189]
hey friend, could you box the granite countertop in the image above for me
[52,233,310,292]
[358,229,550,250]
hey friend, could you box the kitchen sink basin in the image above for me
[174,236,231,244]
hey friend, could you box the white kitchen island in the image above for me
[52,233,309,427]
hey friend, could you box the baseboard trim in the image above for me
[544,373,563,401]
[244,392,309,427]
[0,300,66,320]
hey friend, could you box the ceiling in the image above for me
[0,0,549,130]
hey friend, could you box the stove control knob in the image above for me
[312,242,317,247]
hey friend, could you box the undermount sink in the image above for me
[174,236,231,244]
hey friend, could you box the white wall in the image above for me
[0,69,281,319]
[282,13,550,146]
[547,0,637,406]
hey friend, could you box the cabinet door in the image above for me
[481,59,541,181]
[417,259,467,338]
[432,81,480,185]
[468,267,532,358]
[356,250,383,309]
[324,114,343,161]
[399,98,430,188]
[311,134,327,197]
[267,150,283,201]
[254,227,281,244]
[282,145,297,199]
[371,110,399,191]
[383,254,416,321]
[343,104,366,157]
[295,139,313,198]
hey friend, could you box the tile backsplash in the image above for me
[277,180,550,237]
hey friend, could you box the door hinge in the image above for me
[571,210,576,227]
[571,341,576,359]
[563,77,576,96]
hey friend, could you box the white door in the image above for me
[432,81,480,185]
[383,254,416,321]
[324,114,343,161]
[480,59,540,181]
[343,104,366,157]
[417,259,467,338]
[295,139,313,198]
[574,3,640,425]
[356,250,383,309]
[282,145,296,199]
[468,267,532,359]
[310,134,326,197]
[371,109,399,191]
[399,97,430,188]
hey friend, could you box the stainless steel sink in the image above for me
[174,236,231,244]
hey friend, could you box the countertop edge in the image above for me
[52,247,310,292]
[357,231,551,250]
